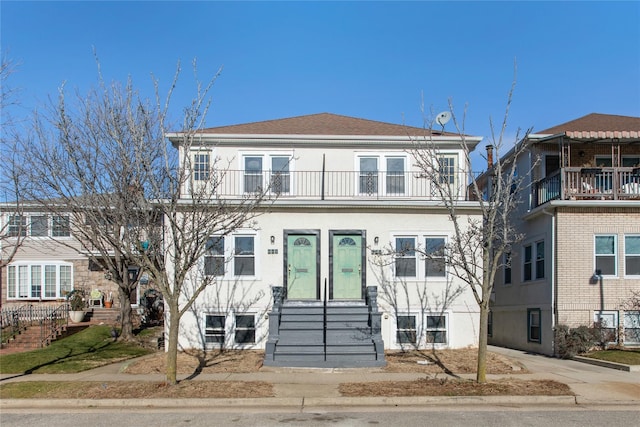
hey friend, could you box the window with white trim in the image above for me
[357,154,407,196]
[204,233,257,278]
[7,262,74,300]
[425,314,448,344]
[204,236,225,276]
[594,311,618,344]
[31,215,49,237]
[595,235,617,276]
[234,314,256,344]
[395,237,417,277]
[425,237,446,277]
[52,215,70,237]
[193,152,210,181]
[204,314,225,344]
[242,154,293,194]
[396,315,417,344]
[7,215,26,237]
[623,311,640,345]
[624,235,640,276]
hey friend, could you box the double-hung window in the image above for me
[396,315,417,344]
[523,241,544,281]
[205,315,225,344]
[234,236,255,276]
[52,215,70,237]
[594,311,618,344]
[425,237,446,278]
[624,235,640,276]
[193,152,210,181]
[7,215,26,237]
[595,235,617,276]
[205,234,256,278]
[527,308,541,343]
[426,314,447,344]
[234,314,256,344]
[395,237,417,277]
[204,236,225,277]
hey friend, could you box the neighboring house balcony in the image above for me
[191,169,475,202]
[533,167,640,207]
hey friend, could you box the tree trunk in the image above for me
[118,286,134,340]
[165,305,179,385]
[476,300,489,383]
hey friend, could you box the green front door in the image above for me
[332,234,363,300]
[286,234,318,299]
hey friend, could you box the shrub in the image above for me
[554,324,597,359]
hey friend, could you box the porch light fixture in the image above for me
[374,236,379,245]
[591,269,602,283]
[270,235,275,244]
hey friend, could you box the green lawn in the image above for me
[584,348,640,365]
[0,325,154,374]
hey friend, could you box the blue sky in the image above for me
[2,1,639,169]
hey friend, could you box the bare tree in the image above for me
[20,58,270,384]
[409,78,534,383]
[0,55,25,277]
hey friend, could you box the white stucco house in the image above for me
[167,113,484,367]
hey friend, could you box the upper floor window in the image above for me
[193,152,210,181]
[595,235,617,276]
[7,215,26,237]
[5,214,70,238]
[625,235,640,276]
[535,241,545,280]
[523,244,533,281]
[523,240,544,281]
[242,154,292,194]
[437,154,458,186]
[357,154,407,196]
[504,252,512,284]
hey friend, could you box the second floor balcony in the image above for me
[189,169,476,202]
[533,167,640,207]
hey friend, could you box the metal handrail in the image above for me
[323,278,327,362]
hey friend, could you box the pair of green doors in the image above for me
[286,232,363,300]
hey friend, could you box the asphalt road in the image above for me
[2,407,640,427]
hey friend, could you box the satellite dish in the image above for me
[435,111,451,127]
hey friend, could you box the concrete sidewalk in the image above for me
[1,346,639,409]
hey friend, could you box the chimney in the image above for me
[486,145,494,169]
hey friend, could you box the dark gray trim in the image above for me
[328,230,366,300]
[283,229,321,300]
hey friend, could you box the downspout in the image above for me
[542,207,557,356]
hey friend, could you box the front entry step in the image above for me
[263,296,385,368]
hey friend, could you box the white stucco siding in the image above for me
[176,208,481,351]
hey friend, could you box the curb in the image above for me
[0,395,578,410]
[572,356,640,372]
